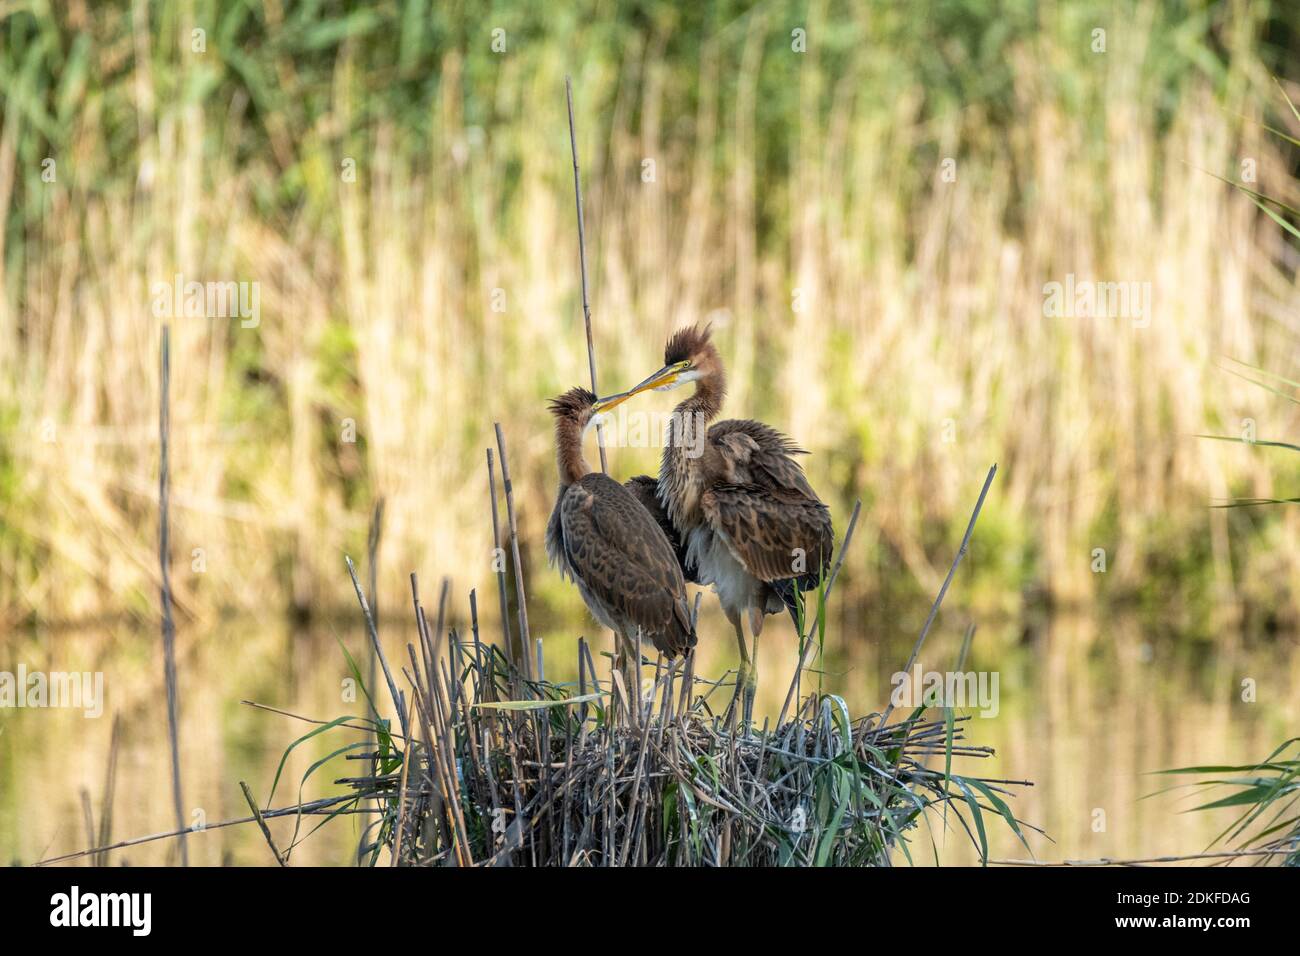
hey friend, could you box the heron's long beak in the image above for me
[591,363,687,412]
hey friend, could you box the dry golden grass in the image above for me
[1,2,1298,639]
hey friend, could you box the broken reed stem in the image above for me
[434,577,450,663]
[157,324,188,867]
[79,789,94,863]
[96,714,122,866]
[494,423,533,682]
[486,448,517,672]
[345,555,410,743]
[412,578,436,711]
[991,847,1298,867]
[33,795,361,866]
[565,74,608,474]
[240,780,288,866]
[879,463,997,729]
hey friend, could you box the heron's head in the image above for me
[549,386,598,418]
[548,386,600,428]
[592,324,720,413]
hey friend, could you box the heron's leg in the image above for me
[744,608,765,725]
[724,607,750,723]
[613,629,641,730]
[626,629,644,726]
[611,631,629,728]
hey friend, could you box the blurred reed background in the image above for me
[2,0,1300,865]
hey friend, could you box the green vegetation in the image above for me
[1156,739,1300,866]
[1150,77,1300,868]
[1,1,1298,642]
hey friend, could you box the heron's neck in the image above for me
[660,370,724,522]
[555,418,591,487]
[687,368,725,423]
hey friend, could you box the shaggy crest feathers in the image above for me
[548,386,597,420]
[664,323,715,365]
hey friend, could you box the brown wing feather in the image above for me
[558,473,695,656]
[707,419,819,498]
[624,475,700,585]
[701,483,833,583]
[698,419,833,586]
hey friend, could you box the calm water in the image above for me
[3,606,1297,866]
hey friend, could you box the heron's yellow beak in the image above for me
[592,363,688,412]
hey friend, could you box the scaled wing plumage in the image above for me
[699,419,834,616]
[548,473,694,657]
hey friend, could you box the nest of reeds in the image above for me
[279,457,1030,868]
[334,561,1030,867]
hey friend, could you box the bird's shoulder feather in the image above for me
[707,418,816,499]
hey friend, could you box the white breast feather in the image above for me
[686,526,763,616]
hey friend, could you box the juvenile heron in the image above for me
[545,387,696,719]
[593,326,833,719]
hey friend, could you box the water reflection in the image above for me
[3,608,1296,866]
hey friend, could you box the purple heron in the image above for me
[592,326,833,719]
[545,387,696,717]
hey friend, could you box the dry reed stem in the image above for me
[879,464,997,730]
[157,325,188,867]
[494,424,532,682]
[95,715,122,867]
[486,449,518,674]
[565,74,608,475]
[32,796,360,866]
[239,780,288,866]
[345,555,410,743]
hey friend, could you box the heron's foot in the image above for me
[728,664,758,728]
